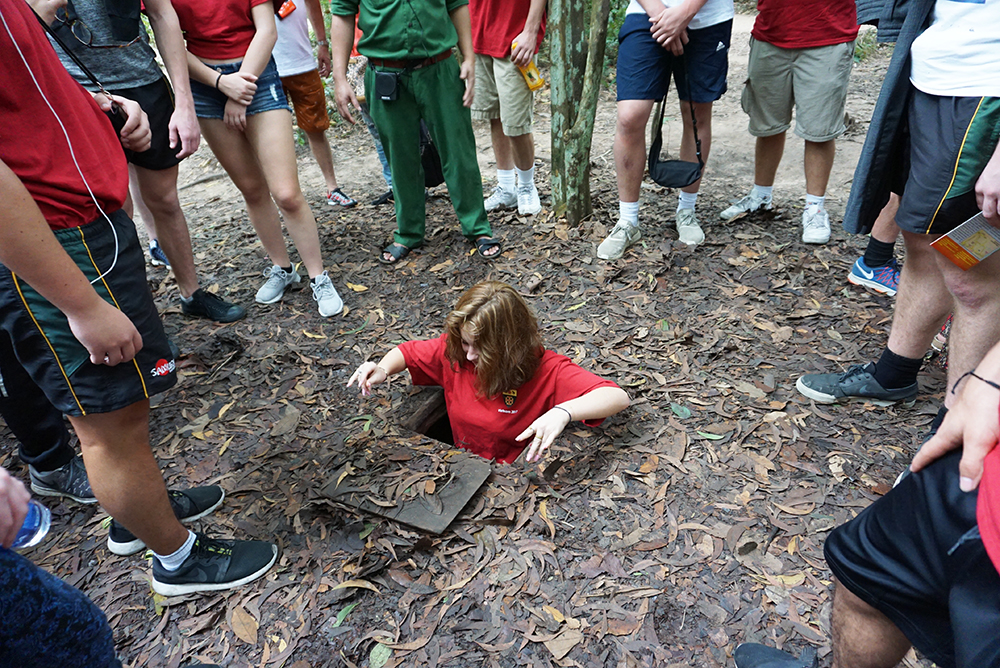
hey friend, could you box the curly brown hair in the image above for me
[444,282,543,398]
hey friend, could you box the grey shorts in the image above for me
[741,38,854,141]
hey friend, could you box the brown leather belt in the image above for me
[369,49,452,71]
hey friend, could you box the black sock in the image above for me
[281,265,293,274]
[872,348,923,389]
[863,238,896,268]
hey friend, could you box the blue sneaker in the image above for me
[848,257,899,296]
[149,239,170,268]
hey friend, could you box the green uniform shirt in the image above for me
[330,0,468,60]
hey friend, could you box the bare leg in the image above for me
[753,133,786,187]
[509,133,535,172]
[198,118,292,269]
[69,401,187,556]
[490,119,514,171]
[804,139,836,197]
[885,231,953,359]
[304,129,339,193]
[614,99,656,203]
[937,244,1000,407]
[871,194,901,244]
[128,165,155,240]
[132,165,200,298]
[831,581,911,668]
[678,100,714,195]
[245,110,324,278]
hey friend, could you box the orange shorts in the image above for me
[280,70,330,133]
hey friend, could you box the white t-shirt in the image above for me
[910,0,1000,97]
[273,6,317,78]
[625,0,734,31]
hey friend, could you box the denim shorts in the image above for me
[190,57,291,119]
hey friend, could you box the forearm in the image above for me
[374,347,407,376]
[0,161,106,319]
[305,0,328,43]
[523,0,546,36]
[449,5,474,63]
[144,0,194,106]
[241,5,279,78]
[556,387,630,422]
[330,14,355,82]
[187,51,222,86]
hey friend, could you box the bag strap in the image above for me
[649,51,704,168]
[31,6,115,100]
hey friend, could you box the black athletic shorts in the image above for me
[0,209,176,416]
[824,450,1000,668]
[113,77,183,171]
[896,89,1000,236]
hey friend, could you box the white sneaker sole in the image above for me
[107,490,226,556]
[30,482,98,505]
[151,545,278,596]
[847,273,897,297]
[794,376,914,407]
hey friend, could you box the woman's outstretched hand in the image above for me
[517,407,572,463]
[348,361,388,397]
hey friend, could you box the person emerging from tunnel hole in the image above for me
[348,281,630,463]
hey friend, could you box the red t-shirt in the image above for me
[171,0,272,60]
[399,335,618,463]
[977,402,1000,574]
[752,0,859,50]
[0,0,126,230]
[469,0,545,59]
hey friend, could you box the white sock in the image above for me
[154,530,197,571]
[752,184,773,200]
[619,201,640,227]
[805,193,825,210]
[516,166,534,189]
[677,191,698,211]
[497,169,515,193]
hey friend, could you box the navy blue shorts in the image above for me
[190,57,291,120]
[616,14,732,103]
[825,450,1000,668]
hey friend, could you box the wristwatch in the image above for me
[317,39,329,47]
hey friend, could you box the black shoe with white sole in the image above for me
[30,455,96,504]
[795,362,917,406]
[108,486,226,556]
[152,533,278,596]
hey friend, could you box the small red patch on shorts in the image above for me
[150,358,175,377]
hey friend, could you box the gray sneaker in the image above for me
[719,190,773,221]
[597,220,642,260]
[484,186,517,212]
[310,271,344,317]
[675,208,705,245]
[796,362,917,406]
[255,265,301,304]
[30,454,95,504]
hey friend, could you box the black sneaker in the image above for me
[29,455,96,504]
[108,486,226,556]
[151,533,278,596]
[734,643,817,668]
[370,189,393,206]
[795,362,918,406]
[181,289,246,323]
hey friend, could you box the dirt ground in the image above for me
[1,15,942,668]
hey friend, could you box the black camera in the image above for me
[374,71,400,102]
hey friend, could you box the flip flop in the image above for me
[380,243,412,265]
[475,236,503,259]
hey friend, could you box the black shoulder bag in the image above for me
[647,53,703,189]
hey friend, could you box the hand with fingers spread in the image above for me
[517,406,572,463]
[0,467,31,549]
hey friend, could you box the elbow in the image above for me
[611,388,630,414]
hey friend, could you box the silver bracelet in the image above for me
[553,405,572,421]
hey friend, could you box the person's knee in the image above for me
[272,189,307,215]
[616,106,649,138]
[945,271,1000,311]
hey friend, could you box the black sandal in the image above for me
[475,236,503,259]
[380,243,412,265]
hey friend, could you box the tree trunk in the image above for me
[549,0,611,225]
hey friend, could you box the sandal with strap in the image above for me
[380,243,413,265]
[475,236,503,259]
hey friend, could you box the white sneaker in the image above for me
[310,271,344,317]
[675,209,705,245]
[516,183,542,215]
[597,220,641,260]
[255,265,301,304]
[802,207,831,244]
[719,190,773,221]
[484,186,517,212]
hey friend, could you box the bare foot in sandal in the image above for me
[476,236,503,259]
[381,243,412,265]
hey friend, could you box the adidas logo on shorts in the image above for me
[716,41,726,52]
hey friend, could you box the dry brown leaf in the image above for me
[230,606,258,645]
[543,628,583,660]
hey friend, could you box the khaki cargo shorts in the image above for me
[471,53,534,137]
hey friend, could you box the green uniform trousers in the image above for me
[366,56,492,249]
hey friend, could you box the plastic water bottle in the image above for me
[12,500,51,549]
